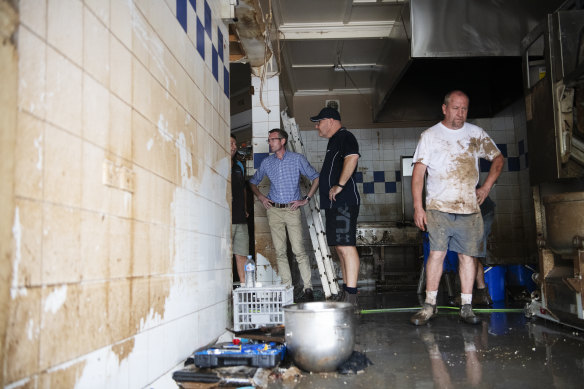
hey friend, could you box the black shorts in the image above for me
[325,205,359,246]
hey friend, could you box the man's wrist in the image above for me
[303,195,311,201]
[337,183,345,188]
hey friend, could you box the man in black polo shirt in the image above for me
[310,107,361,311]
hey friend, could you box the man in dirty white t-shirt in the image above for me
[410,90,504,326]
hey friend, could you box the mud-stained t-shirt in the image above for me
[413,122,501,214]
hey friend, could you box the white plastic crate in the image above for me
[233,285,294,331]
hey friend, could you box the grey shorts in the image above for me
[427,210,483,257]
[231,223,249,256]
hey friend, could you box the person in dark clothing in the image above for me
[231,135,249,283]
[473,193,495,305]
[310,107,361,311]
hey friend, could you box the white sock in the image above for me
[464,342,477,352]
[429,345,441,359]
[425,290,438,305]
[461,293,472,305]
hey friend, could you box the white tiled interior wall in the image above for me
[301,99,535,263]
[6,0,233,387]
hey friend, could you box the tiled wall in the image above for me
[4,0,231,387]
[302,100,536,264]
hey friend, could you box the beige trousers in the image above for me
[266,207,312,289]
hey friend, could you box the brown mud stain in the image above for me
[112,338,135,363]
[482,137,500,158]
[39,359,86,389]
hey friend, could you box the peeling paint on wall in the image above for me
[34,133,43,171]
[177,132,193,187]
[43,285,67,314]
[132,7,176,91]
[11,207,26,299]
[157,114,173,142]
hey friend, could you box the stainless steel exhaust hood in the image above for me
[373,0,565,123]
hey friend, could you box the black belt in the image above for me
[270,202,291,208]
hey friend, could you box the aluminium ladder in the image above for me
[281,111,340,298]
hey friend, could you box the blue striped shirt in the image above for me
[249,150,319,204]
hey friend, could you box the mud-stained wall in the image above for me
[3,0,232,387]
[1,0,19,386]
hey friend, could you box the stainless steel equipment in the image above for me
[356,222,421,286]
[374,0,564,122]
[356,222,419,247]
[522,0,584,331]
[284,302,354,372]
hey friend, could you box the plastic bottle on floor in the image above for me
[244,255,256,288]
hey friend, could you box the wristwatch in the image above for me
[303,195,311,201]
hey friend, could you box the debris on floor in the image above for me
[337,351,374,374]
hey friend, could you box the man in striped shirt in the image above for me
[249,128,320,301]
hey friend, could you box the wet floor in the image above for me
[269,290,584,389]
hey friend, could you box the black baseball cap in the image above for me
[310,107,341,122]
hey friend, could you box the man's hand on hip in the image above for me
[259,195,273,209]
[289,199,305,210]
[475,186,490,205]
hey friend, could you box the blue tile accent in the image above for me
[204,0,212,38]
[385,182,397,193]
[518,139,525,155]
[525,152,529,168]
[218,28,224,62]
[175,0,230,98]
[497,144,508,158]
[395,170,401,182]
[508,157,520,171]
[254,153,269,169]
[224,67,230,97]
[354,171,363,183]
[212,46,218,81]
[363,182,374,194]
[373,171,385,182]
[479,158,492,173]
[196,17,205,59]
[177,0,187,32]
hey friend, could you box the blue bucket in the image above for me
[489,301,509,336]
[422,232,459,272]
[484,265,506,301]
[506,265,537,293]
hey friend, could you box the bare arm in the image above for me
[412,162,427,231]
[290,177,320,210]
[476,153,504,205]
[329,154,359,202]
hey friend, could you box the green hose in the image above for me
[360,306,524,314]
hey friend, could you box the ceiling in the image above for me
[258,0,403,96]
[231,0,565,124]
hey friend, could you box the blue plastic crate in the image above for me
[194,342,286,368]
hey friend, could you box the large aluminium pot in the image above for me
[283,301,354,372]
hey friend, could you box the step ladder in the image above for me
[281,111,340,298]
